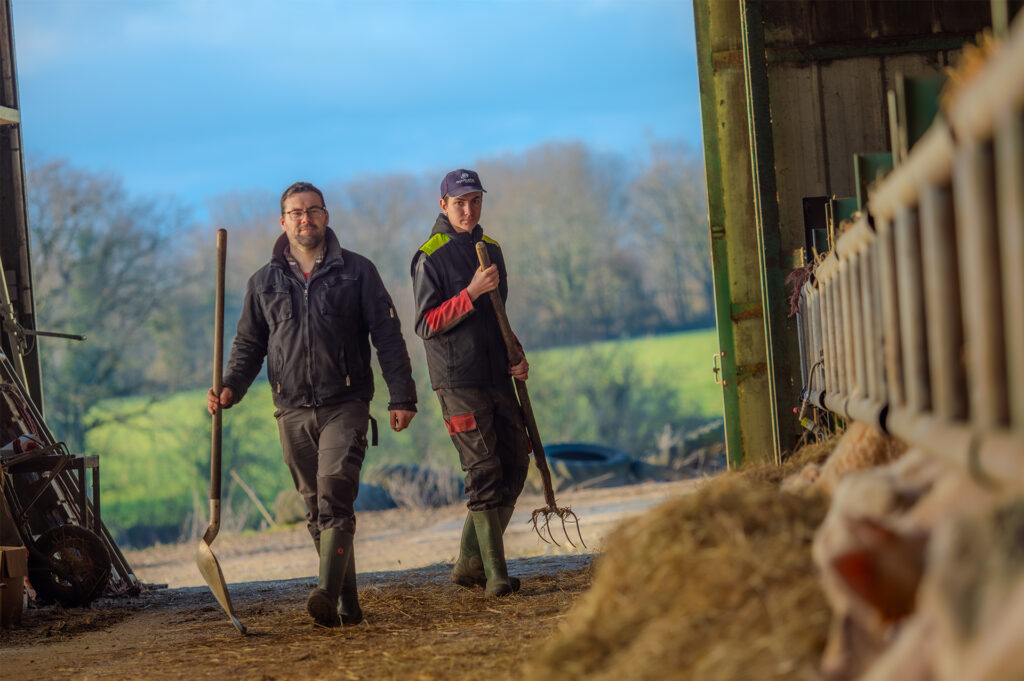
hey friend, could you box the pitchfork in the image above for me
[475,242,585,549]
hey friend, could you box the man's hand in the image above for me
[466,264,499,301]
[206,386,235,415]
[390,409,416,432]
[510,356,529,381]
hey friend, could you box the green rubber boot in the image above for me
[472,509,513,597]
[307,528,351,627]
[450,512,482,587]
[451,507,521,591]
[339,548,363,626]
[315,534,362,625]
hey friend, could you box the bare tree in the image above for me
[480,142,656,346]
[627,141,713,328]
[27,159,189,449]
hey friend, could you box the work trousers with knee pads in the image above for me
[436,383,530,511]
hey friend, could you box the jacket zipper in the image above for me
[304,284,316,405]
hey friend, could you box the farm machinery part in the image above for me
[0,350,136,606]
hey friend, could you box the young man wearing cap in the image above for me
[410,169,531,597]
[208,181,418,626]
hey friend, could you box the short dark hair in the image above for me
[280,182,326,214]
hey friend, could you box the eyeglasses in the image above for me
[283,206,326,221]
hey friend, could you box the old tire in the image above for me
[544,443,633,492]
[28,524,110,607]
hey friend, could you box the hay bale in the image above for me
[523,465,833,681]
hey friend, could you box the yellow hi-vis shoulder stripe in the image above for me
[419,233,500,255]
[419,233,451,256]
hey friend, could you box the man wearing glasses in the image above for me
[207,181,417,627]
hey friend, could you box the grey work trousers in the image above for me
[275,400,369,539]
[436,383,530,512]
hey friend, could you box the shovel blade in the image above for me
[196,538,247,635]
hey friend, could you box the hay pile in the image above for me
[523,443,836,681]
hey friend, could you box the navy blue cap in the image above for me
[440,169,487,198]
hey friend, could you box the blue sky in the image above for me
[13,0,700,220]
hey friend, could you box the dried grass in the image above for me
[522,441,839,681]
[4,562,594,681]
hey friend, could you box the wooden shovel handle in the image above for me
[210,229,226,503]
[475,242,558,508]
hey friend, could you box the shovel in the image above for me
[475,242,584,548]
[195,228,247,635]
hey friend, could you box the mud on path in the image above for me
[0,479,701,680]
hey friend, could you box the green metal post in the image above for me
[694,0,776,467]
[854,153,894,211]
[740,0,807,463]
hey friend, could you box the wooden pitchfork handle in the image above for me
[475,242,558,510]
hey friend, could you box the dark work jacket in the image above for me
[223,228,416,411]
[411,214,511,390]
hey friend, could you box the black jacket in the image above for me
[411,214,512,390]
[224,228,416,410]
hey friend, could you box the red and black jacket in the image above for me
[411,214,513,390]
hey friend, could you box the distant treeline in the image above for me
[27,140,710,451]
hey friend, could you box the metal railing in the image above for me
[796,16,1024,482]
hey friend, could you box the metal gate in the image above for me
[796,15,1024,481]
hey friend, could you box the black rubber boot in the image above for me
[472,509,513,597]
[339,547,363,625]
[307,528,351,627]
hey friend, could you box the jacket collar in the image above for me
[432,213,483,243]
[271,227,345,270]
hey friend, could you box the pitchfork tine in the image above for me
[560,517,578,549]
[543,513,560,547]
[531,511,555,545]
[562,510,586,549]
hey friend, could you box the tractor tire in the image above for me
[28,524,110,607]
[544,443,633,492]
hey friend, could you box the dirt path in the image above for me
[127,478,702,588]
[0,479,701,681]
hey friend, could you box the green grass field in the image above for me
[533,328,722,418]
[84,328,722,546]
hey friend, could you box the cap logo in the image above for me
[441,169,485,197]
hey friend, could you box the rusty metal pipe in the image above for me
[887,408,1024,485]
[894,204,930,413]
[821,273,836,396]
[995,109,1024,429]
[865,242,886,403]
[875,217,904,407]
[953,140,1009,428]
[830,273,842,398]
[846,396,887,432]
[840,259,855,399]
[850,251,868,399]
[809,285,825,394]
[919,183,967,421]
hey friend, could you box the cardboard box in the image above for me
[0,545,28,628]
